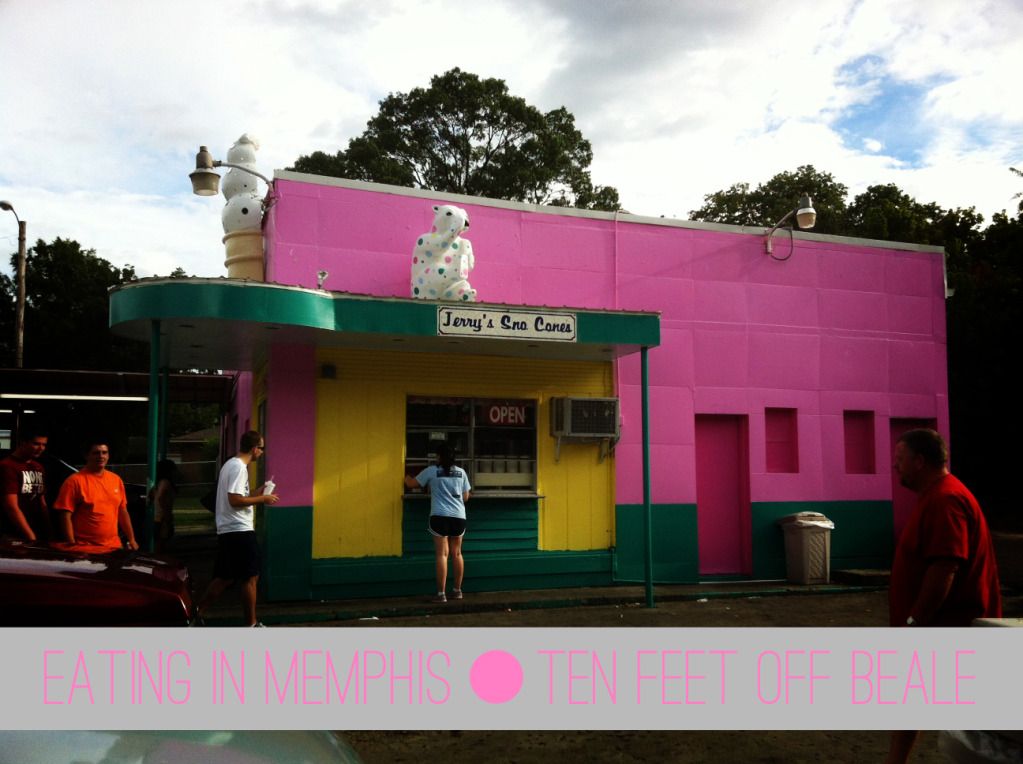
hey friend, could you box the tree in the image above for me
[757,167,850,235]
[690,165,850,235]
[942,208,1022,519]
[291,68,621,211]
[0,237,145,370]
[846,184,985,258]
[685,181,760,227]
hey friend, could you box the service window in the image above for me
[404,396,537,494]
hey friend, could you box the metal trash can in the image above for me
[777,512,835,584]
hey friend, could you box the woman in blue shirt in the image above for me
[404,443,471,602]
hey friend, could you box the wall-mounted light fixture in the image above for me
[764,194,816,259]
[190,137,272,281]
[189,145,274,198]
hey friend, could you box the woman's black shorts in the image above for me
[213,530,262,580]
[428,515,466,538]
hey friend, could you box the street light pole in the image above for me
[15,219,26,368]
[0,201,26,368]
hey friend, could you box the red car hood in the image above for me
[0,539,194,627]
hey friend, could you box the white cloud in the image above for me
[0,0,1021,283]
[0,184,225,278]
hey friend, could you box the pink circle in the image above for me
[469,650,523,704]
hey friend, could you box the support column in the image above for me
[158,368,170,461]
[145,320,161,553]
[642,345,654,608]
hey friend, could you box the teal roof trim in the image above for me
[109,280,659,370]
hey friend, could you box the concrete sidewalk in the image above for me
[170,531,886,627]
[204,581,890,627]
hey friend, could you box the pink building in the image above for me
[111,171,947,600]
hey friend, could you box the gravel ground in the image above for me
[336,527,1023,764]
[192,523,1021,762]
[335,588,1021,763]
[343,729,948,764]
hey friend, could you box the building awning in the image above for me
[109,279,660,370]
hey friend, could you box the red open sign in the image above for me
[487,404,526,426]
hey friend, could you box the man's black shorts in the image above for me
[213,530,261,580]
[428,515,466,538]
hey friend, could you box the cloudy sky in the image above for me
[1,0,1021,278]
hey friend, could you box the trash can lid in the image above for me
[787,519,835,530]
[777,511,827,523]
[777,512,834,529]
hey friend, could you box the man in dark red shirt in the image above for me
[885,428,1001,764]
[889,429,1001,627]
[0,426,50,542]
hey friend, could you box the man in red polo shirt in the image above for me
[889,428,1001,628]
[885,428,1001,764]
[0,425,50,541]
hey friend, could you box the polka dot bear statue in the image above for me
[411,204,477,301]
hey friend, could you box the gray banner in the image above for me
[3,628,1020,730]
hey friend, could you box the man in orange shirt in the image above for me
[53,441,138,552]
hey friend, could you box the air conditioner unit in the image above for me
[550,397,620,439]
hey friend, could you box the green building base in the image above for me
[259,500,895,601]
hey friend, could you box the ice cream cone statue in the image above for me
[221,134,266,280]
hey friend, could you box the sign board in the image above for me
[437,306,576,342]
[483,403,528,426]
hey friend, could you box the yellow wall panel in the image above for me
[313,348,615,558]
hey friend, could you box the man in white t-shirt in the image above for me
[197,430,278,626]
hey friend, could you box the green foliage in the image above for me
[166,403,221,440]
[689,167,989,287]
[0,237,146,370]
[291,68,620,211]
[689,165,849,234]
[200,436,220,461]
[756,167,850,235]
[845,184,984,255]
[942,208,1022,512]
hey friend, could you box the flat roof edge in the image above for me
[108,280,660,358]
[272,170,946,255]
[110,278,660,319]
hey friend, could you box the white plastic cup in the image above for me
[263,479,276,495]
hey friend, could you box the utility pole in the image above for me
[0,201,26,367]
[15,218,26,368]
